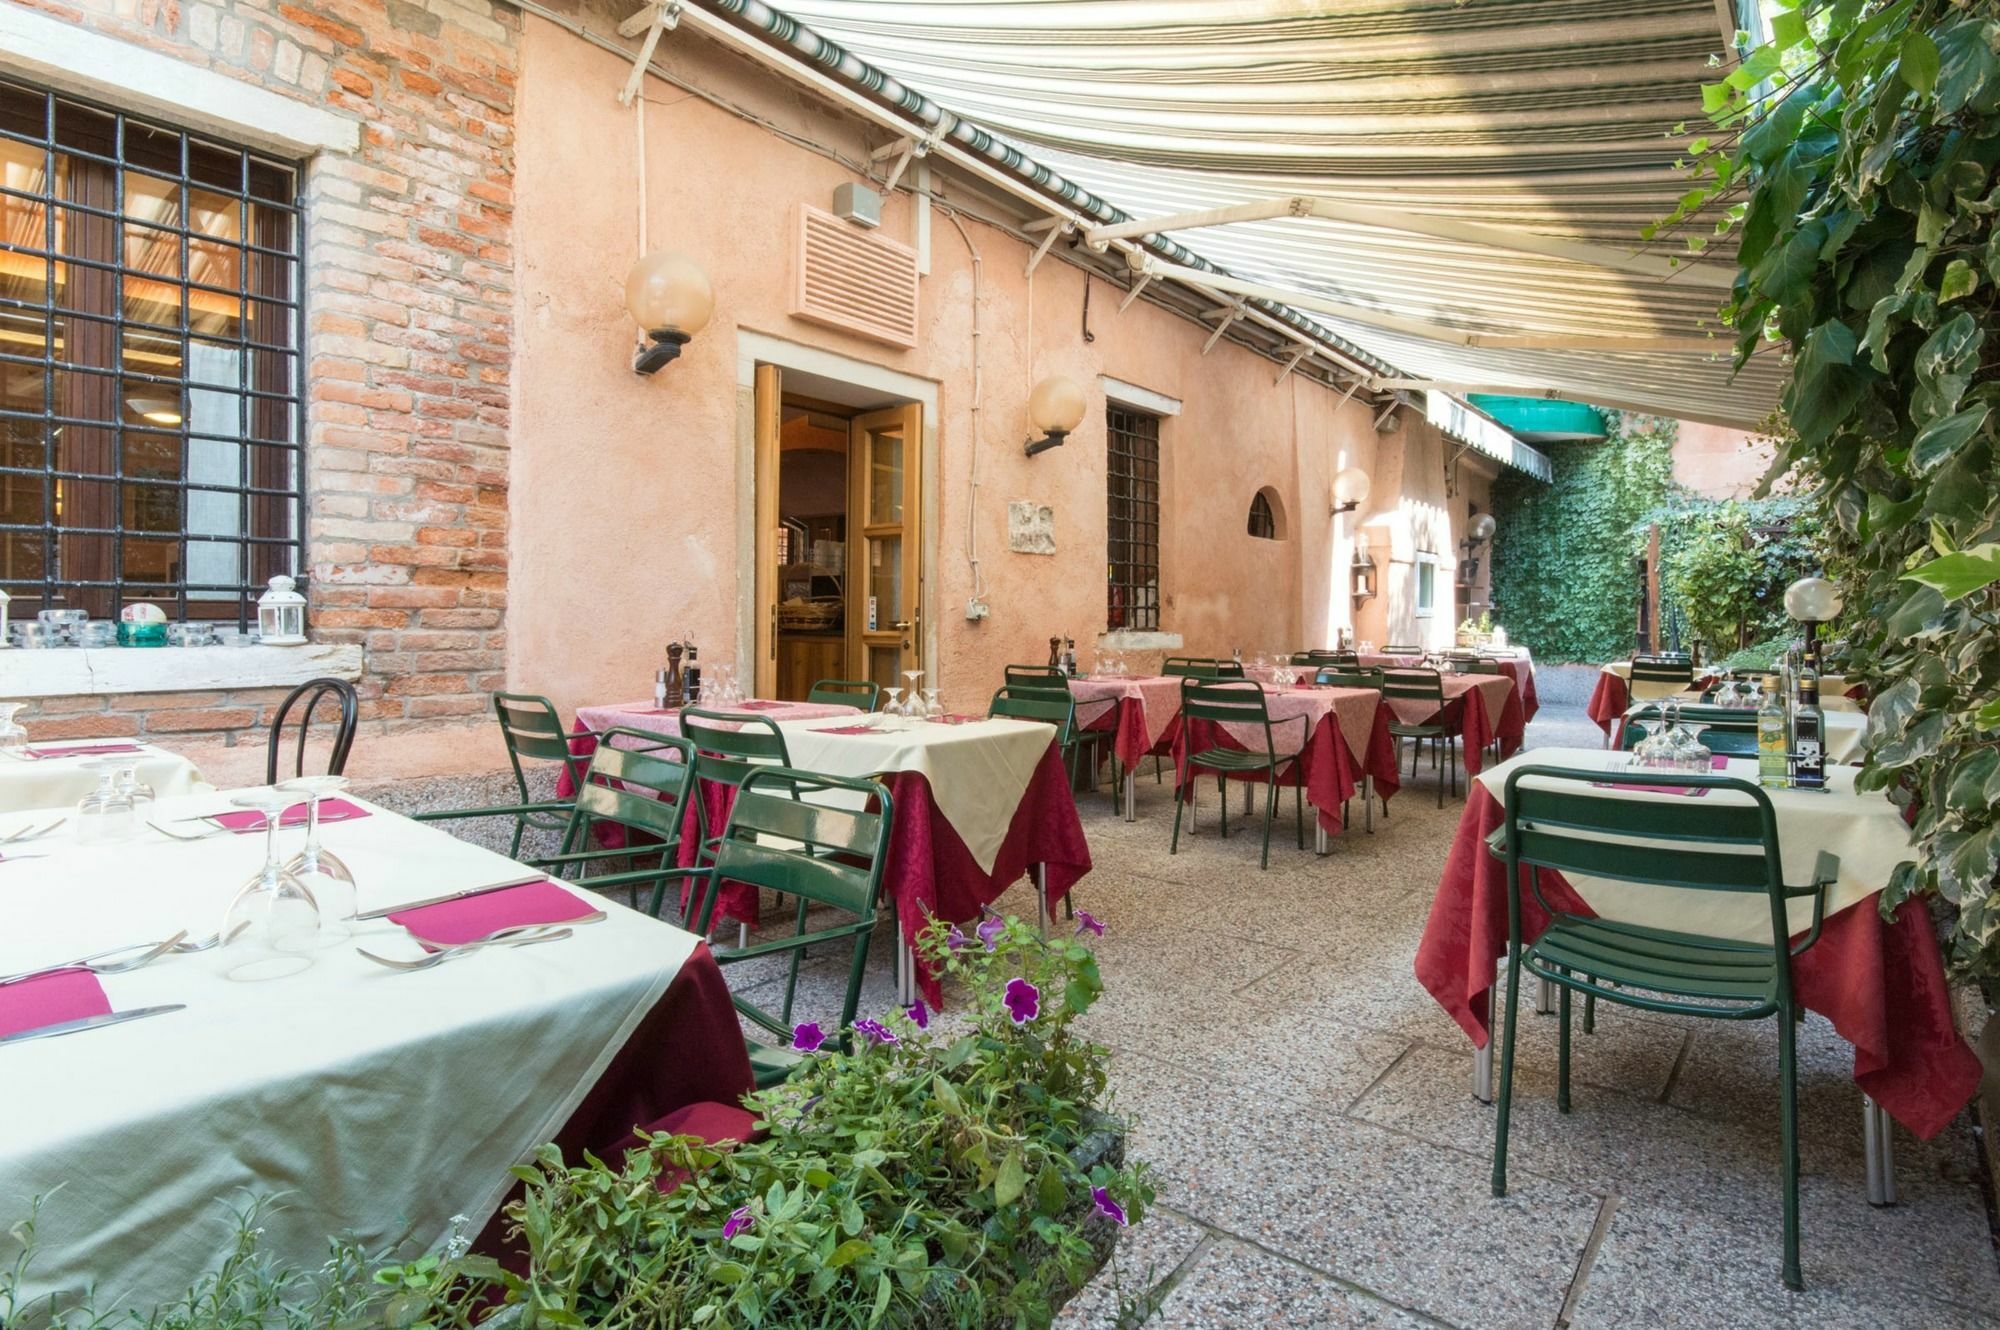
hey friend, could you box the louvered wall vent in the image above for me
[792,204,920,348]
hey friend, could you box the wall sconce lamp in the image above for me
[1331,466,1371,515]
[1458,512,1497,584]
[1784,575,1843,662]
[624,249,715,375]
[1024,374,1087,457]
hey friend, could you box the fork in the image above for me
[355,918,599,972]
[0,930,189,987]
[148,819,228,842]
[0,817,65,845]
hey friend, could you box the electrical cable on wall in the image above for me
[940,206,986,605]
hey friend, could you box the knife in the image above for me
[0,1004,186,1047]
[353,875,551,921]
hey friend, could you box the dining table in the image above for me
[0,738,212,814]
[1067,673,1195,821]
[1171,680,1403,847]
[1414,745,1980,1207]
[1390,670,1523,776]
[1613,700,1871,764]
[0,787,751,1312]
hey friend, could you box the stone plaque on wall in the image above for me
[1007,501,1056,555]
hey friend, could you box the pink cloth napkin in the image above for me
[209,797,372,833]
[387,879,599,948]
[23,742,145,759]
[815,724,881,736]
[0,969,112,1040]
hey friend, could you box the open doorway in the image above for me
[754,364,924,701]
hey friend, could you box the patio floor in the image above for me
[725,702,2000,1329]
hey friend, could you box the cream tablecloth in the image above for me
[774,716,1055,874]
[0,740,211,814]
[1475,747,1909,941]
[0,792,700,1312]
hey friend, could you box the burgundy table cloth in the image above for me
[1413,783,1980,1139]
[1387,675,1523,776]
[472,942,754,1258]
[1171,688,1404,836]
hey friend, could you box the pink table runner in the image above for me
[1171,684,1404,835]
[1386,674,1522,775]
[1069,675,1183,768]
[1413,781,1980,1139]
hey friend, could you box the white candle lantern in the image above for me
[257,575,308,645]
[0,588,10,648]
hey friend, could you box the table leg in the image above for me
[896,935,914,1008]
[1123,767,1136,822]
[1864,1094,1898,1206]
[1364,774,1374,833]
[1242,780,1253,816]
[1473,980,1495,1103]
[1314,817,1328,856]
[1034,863,1050,935]
[1536,975,1555,1015]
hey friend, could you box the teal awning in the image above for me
[1467,395,1609,444]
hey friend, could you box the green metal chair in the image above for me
[1630,655,1696,691]
[807,678,881,710]
[1314,666,1385,690]
[1004,663,1066,687]
[1490,765,1837,1290]
[1163,655,1244,679]
[679,766,894,1088]
[1620,703,1762,757]
[1170,680,1306,870]
[524,728,696,912]
[1000,670,1113,797]
[1382,668,1459,807]
[412,692,594,858]
[681,709,795,863]
[1380,643,1423,656]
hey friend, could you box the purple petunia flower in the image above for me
[1090,1187,1127,1226]
[1074,909,1105,938]
[905,999,931,1030]
[947,925,971,952]
[722,1205,755,1239]
[791,1021,825,1053]
[1003,976,1040,1024]
[853,1017,898,1046]
[977,917,1007,951]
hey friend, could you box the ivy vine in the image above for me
[1489,413,1675,662]
[1662,0,2000,974]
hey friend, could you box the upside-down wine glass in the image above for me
[881,687,904,727]
[76,759,137,846]
[0,702,26,755]
[280,774,357,947]
[923,687,943,720]
[902,669,924,717]
[219,788,320,982]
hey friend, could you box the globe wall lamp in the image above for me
[1330,467,1371,515]
[1024,374,1087,457]
[1459,511,1497,583]
[1785,575,1844,662]
[624,249,715,375]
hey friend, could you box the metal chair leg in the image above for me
[1259,777,1276,870]
[1492,946,1523,1196]
[1779,999,1803,1290]
[1557,981,1572,1115]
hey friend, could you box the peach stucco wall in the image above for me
[1674,422,1775,499]
[508,16,1500,715]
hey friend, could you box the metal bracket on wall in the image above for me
[1023,217,1070,277]
[1201,300,1246,355]
[616,0,682,104]
[1274,348,1308,385]
[871,121,949,195]
[1118,272,1153,312]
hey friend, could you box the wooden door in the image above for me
[753,364,782,698]
[846,403,923,693]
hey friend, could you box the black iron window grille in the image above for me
[0,76,304,625]
[1247,490,1276,540]
[1106,404,1160,631]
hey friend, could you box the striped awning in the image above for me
[744,0,1782,430]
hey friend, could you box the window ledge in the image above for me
[1098,630,1183,651]
[0,642,363,699]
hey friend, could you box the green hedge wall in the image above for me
[1488,413,1676,663]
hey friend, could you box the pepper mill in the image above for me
[664,641,685,708]
[1048,635,1063,670]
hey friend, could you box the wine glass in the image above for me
[113,763,155,813]
[219,788,320,982]
[75,760,137,846]
[882,687,904,725]
[924,687,943,720]
[280,774,357,947]
[902,670,924,716]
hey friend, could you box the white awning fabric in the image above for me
[755,0,1783,430]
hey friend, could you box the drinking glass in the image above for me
[219,789,320,982]
[113,763,155,813]
[280,774,357,947]
[0,702,25,753]
[882,687,904,725]
[924,687,944,720]
[1359,640,1376,657]
[902,670,924,716]
[75,760,137,846]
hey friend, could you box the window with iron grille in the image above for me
[1106,405,1160,631]
[0,77,303,626]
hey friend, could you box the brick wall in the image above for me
[16,0,520,742]
[12,687,308,747]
